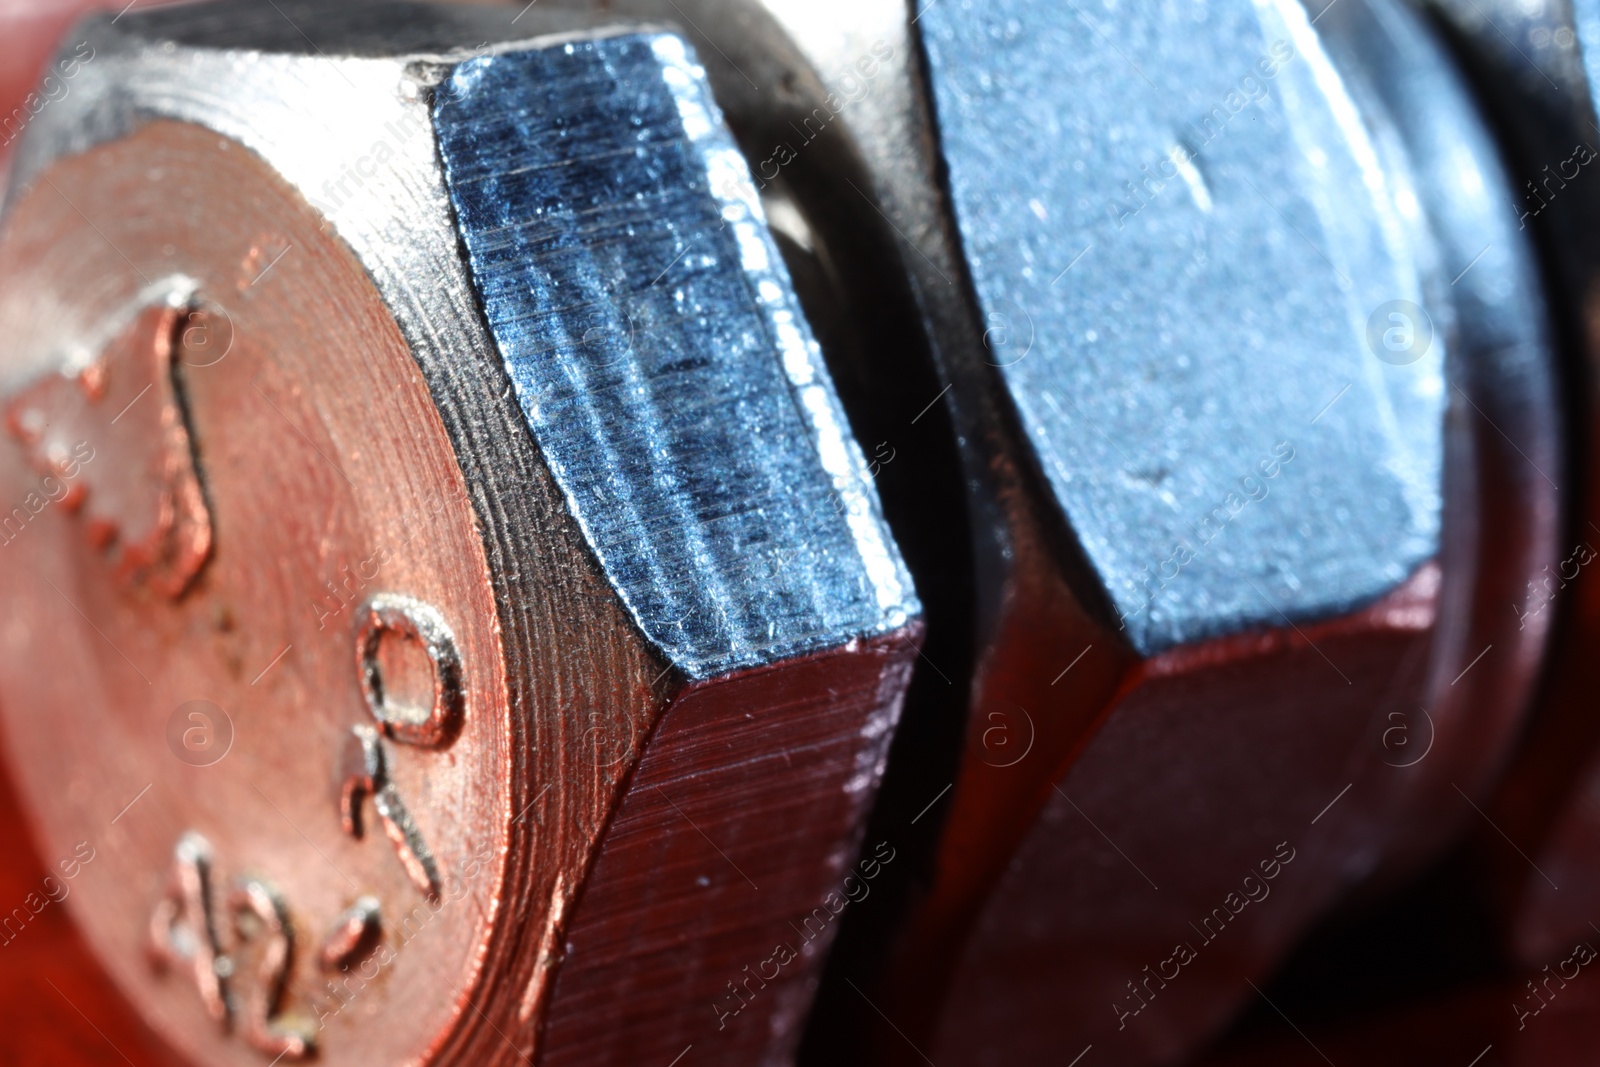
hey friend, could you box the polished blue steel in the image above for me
[434,33,916,679]
[919,0,1445,654]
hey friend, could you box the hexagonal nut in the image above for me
[899,0,1562,1060]
[567,0,1560,1062]
[1425,0,1600,986]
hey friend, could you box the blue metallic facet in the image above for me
[919,0,1445,654]
[434,33,916,679]
[1574,0,1600,114]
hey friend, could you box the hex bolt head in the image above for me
[0,3,919,1065]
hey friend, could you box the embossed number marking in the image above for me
[356,593,464,748]
[149,831,229,1024]
[340,594,464,899]
[7,293,213,597]
[149,834,314,1060]
[229,879,314,1059]
[340,724,443,901]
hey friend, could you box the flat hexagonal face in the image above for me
[0,120,511,1067]
[433,33,915,679]
[919,0,1444,653]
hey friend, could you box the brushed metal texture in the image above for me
[435,33,915,679]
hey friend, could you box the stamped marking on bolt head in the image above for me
[0,104,517,1067]
[5,294,212,597]
[320,896,382,971]
[148,831,231,1025]
[357,593,464,749]
[228,878,314,1060]
[340,724,443,901]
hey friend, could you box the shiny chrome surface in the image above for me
[434,32,914,678]
[8,0,915,750]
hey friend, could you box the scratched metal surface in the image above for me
[917,0,1445,654]
[12,7,917,681]
[434,34,915,679]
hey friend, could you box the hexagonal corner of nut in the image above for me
[0,3,924,1065]
[918,0,1445,655]
[11,0,920,679]
[8,0,618,256]
[429,30,920,677]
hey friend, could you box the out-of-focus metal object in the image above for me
[925,0,1447,657]
[0,3,919,1065]
[539,0,1561,1062]
[1422,0,1600,982]
[895,0,1558,1061]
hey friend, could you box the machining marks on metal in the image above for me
[0,49,516,1062]
[0,8,914,1063]
[917,0,1443,652]
[5,290,212,598]
[339,724,443,902]
[356,593,464,749]
[433,32,916,678]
